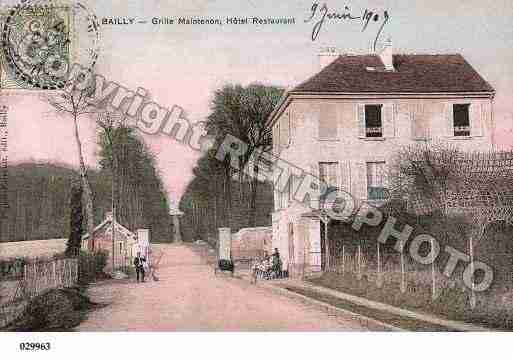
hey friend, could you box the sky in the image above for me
[3,0,513,203]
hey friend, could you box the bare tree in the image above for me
[451,151,513,308]
[389,142,461,299]
[390,144,513,307]
[46,88,97,251]
[97,112,127,270]
[389,142,460,216]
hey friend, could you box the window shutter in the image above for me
[319,104,338,140]
[311,163,321,209]
[380,162,389,188]
[412,103,427,139]
[444,103,453,137]
[383,103,396,138]
[481,102,489,135]
[470,103,483,137]
[352,161,367,202]
[357,104,365,137]
[330,163,338,189]
[410,104,416,139]
[339,161,351,192]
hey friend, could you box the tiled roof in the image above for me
[292,54,494,94]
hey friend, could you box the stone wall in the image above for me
[229,227,272,261]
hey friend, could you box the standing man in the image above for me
[133,252,146,283]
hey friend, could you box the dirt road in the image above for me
[78,244,384,331]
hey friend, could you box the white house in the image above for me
[268,42,495,277]
[82,212,150,271]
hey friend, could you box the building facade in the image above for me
[269,44,496,277]
[81,212,144,271]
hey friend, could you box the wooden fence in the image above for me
[325,245,457,299]
[0,257,78,328]
[22,258,78,297]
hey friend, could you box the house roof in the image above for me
[82,217,136,241]
[292,54,494,94]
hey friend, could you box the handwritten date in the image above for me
[305,2,390,51]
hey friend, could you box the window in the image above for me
[319,162,339,197]
[365,105,383,137]
[319,104,338,140]
[453,104,470,137]
[366,162,387,200]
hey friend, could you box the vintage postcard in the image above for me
[0,0,512,357]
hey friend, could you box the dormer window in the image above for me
[365,104,383,137]
[453,104,470,137]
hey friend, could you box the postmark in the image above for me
[0,0,100,90]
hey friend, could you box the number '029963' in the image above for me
[19,342,51,351]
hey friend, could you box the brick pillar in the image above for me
[172,215,182,243]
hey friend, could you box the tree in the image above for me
[97,124,173,242]
[97,111,126,269]
[390,144,513,306]
[65,182,83,256]
[46,88,97,250]
[389,142,461,299]
[206,83,284,227]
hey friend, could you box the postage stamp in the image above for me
[0,0,99,90]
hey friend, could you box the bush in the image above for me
[7,290,78,331]
[93,250,108,273]
[0,257,26,280]
[4,288,99,331]
[78,250,109,285]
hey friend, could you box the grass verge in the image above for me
[309,272,513,330]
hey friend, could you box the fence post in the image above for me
[342,245,345,275]
[357,244,362,280]
[53,261,57,288]
[400,252,406,293]
[33,263,37,296]
[376,242,381,287]
[69,259,73,287]
[432,236,437,302]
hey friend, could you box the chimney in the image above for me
[318,47,339,69]
[379,38,395,71]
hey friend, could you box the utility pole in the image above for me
[111,169,116,273]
